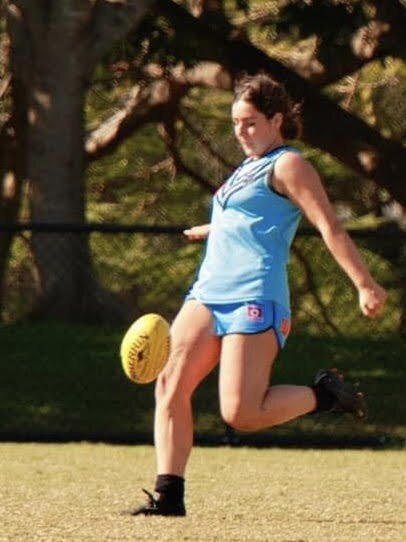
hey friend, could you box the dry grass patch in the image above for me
[1,443,405,541]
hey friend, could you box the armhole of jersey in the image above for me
[266,158,290,200]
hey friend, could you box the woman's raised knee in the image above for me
[220,402,258,432]
[220,400,280,432]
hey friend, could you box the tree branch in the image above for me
[156,0,406,207]
[84,0,156,71]
[0,74,11,100]
[291,244,341,335]
[159,120,218,193]
[87,1,406,206]
[85,61,230,161]
[274,0,406,86]
[178,108,236,172]
[85,76,189,159]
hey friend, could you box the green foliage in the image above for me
[4,0,406,329]
[100,11,205,74]
[4,219,404,335]
[1,235,37,323]
[82,0,406,229]
[289,234,402,336]
[369,58,406,142]
[274,0,367,44]
[232,0,250,13]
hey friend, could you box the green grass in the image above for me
[1,443,405,541]
[0,322,405,446]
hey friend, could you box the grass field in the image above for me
[1,443,405,542]
[1,322,405,541]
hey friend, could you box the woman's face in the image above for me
[231,99,283,159]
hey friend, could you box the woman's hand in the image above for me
[183,224,210,242]
[358,283,388,318]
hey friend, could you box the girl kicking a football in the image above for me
[130,73,387,516]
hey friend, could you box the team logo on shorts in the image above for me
[247,304,264,322]
[280,318,291,337]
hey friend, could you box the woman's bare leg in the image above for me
[219,329,316,431]
[154,300,221,476]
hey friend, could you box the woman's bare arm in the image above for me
[274,152,387,318]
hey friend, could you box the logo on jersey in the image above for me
[280,318,291,337]
[246,304,264,323]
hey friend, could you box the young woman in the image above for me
[130,73,387,517]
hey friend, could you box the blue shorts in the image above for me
[186,298,291,349]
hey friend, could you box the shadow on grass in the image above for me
[0,324,405,449]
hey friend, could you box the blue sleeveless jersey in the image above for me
[189,145,302,310]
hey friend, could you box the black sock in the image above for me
[311,384,335,412]
[154,474,184,503]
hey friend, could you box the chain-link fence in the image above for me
[1,223,405,446]
[1,223,405,337]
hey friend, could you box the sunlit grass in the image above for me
[1,443,405,541]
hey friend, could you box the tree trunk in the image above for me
[0,124,22,315]
[4,0,155,322]
[0,36,27,320]
[25,38,94,319]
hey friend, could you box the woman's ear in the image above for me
[271,112,283,131]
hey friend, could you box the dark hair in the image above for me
[233,73,302,140]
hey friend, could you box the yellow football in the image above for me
[120,313,170,384]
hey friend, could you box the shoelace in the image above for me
[142,488,159,509]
